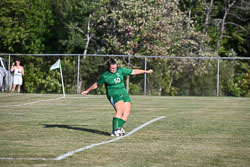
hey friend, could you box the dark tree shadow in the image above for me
[42,124,110,136]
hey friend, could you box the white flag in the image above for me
[50,59,61,71]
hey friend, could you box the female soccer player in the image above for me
[81,58,153,136]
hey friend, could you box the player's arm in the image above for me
[131,69,153,75]
[81,82,98,95]
[21,67,24,75]
[11,63,15,72]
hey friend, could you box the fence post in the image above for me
[8,54,11,71]
[144,57,147,96]
[76,55,80,94]
[126,55,131,92]
[8,54,11,91]
[217,59,220,96]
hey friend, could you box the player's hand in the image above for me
[147,69,153,74]
[81,91,88,95]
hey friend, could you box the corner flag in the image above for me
[50,59,65,98]
[50,59,61,71]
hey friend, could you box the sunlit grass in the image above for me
[0,93,249,166]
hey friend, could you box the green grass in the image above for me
[0,93,250,167]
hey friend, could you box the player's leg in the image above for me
[12,76,18,92]
[114,100,125,118]
[112,101,130,135]
[121,102,131,121]
[17,85,21,93]
[17,76,22,93]
[112,100,125,133]
[118,92,131,126]
[110,92,131,136]
[12,84,16,92]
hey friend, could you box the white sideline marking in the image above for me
[54,116,165,160]
[0,96,64,108]
[0,116,165,161]
[0,157,52,161]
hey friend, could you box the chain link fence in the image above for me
[0,53,249,96]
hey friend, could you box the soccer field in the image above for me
[0,94,250,167]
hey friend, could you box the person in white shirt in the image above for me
[11,60,24,93]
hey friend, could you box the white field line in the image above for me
[65,96,89,99]
[0,157,52,161]
[0,116,165,161]
[54,116,165,160]
[0,96,65,108]
[0,95,102,108]
[0,93,49,98]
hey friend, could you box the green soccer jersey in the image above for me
[97,67,132,97]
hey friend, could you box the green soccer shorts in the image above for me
[108,90,131,107]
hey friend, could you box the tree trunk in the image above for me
[76,18,92,94]
[214,0,235,52]
[203,0,214,34]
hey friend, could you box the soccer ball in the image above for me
[120,128,126,136]
[114,128,126,136]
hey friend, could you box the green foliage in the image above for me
[175,65,217,96]
[51,0,110,53]
[0,0,54,53]
[96,85,106,95]
[178,0,250,97]
[22,56,61,93]
[97,0,218,96]
[81,56,107,90]
[222,61,250,97]
[129,83,142,95]
[59,57,78,93]
[101,0,209,57]
[144,59,178,96]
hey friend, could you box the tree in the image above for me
[181,0,250,56]
[97,0,214,95]
[50,0,110,93]
[179,0,250,96]
[0,0,54,53]
[101,0,209,56]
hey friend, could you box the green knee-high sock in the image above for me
[113,117,126,131]
[118,119,126,128]
[112,117,119,131]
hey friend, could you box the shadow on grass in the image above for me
[42,124,111,136]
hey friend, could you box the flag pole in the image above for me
[59,60,65,98]
[50,59,65,98]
